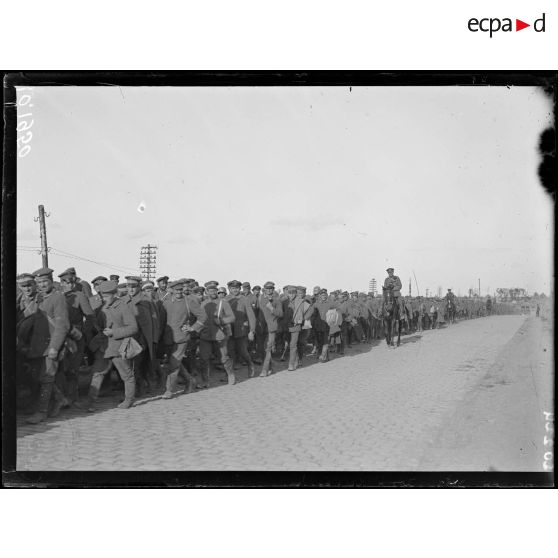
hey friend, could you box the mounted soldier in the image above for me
[383,268,406,320]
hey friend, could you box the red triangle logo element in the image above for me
[516,19,530,31]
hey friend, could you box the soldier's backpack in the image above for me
[325,308,340,327]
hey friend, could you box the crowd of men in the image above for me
[16,265,502,425]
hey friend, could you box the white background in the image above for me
[3,0,555,556]
[2,0,556,68]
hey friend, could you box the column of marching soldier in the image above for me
[15,266,497,424]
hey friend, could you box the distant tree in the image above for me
[533,292,539,298]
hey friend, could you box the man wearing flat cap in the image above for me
[125,275,158,396]
[85,281,138,411]
[226,280,256,376]
[23,268,70,424]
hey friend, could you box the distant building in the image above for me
[496,288,528,302]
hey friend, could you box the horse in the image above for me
[446,299,457,324]
[382,286,404,347]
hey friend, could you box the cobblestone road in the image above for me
[17,314,547,471]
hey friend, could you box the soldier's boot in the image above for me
[163,370,179,399]
[260,354,271,377]
[287,349,298,371]
[224,359,236,386]
[26,383,53,424]
[48,384,68,418]
[179,365,197,394]
[199,364,210,389]
[85,374,104,412]
[117,377,136,409]
[66,373,84,409]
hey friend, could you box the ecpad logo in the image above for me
[468,13,546,37]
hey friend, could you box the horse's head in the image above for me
[382,285,394,302]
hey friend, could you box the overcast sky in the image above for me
[17,85,553,296]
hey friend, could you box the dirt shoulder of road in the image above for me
[419,316,554,472]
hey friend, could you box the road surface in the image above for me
[17,314,553,471]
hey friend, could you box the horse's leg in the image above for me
[384,319,390,346]
[397,320,402,346]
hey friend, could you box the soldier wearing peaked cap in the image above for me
[110,274,120,282]
[160,280,206,397]
[226,280,256,376]
[117,283,129,298]
[256,282,283,376]
[58,267,98,409]
[59,267,93,298]
[89,276,107,311]
[84,281,138,411]
[198,283,236,386]
[312,288,339,362]
[383,267,406,320]
[154,276,170,303]
[24,267,70,424]
[125,275,158,396]
[16,274,41,410]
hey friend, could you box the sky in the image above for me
[16,85,553,296]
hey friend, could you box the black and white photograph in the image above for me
[4,73,555,481]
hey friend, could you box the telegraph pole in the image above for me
[139,244,158,281]
[34,205,50,267]
[478,278,481,297]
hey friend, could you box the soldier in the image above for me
[16,273,41,413]
[125,275,158,396]
[198,283,236,386]
[384,267,406,319]
[110,274,120,283]
[348,292,362,344]
[161,280,205,397]
[437,299,446,328]
[257,281,283,377]
[217,286,227,299]
[337,291,352,354]
[57,268,97,409]
[59,267,93,298]
[142,280,155,294]
[85,281,138,411]
[313,288,338,362]
[251,285,264,363]
[154,276,170,302]
[117,283,129,299]
[276,285,292,360]
[89,276,108,311]
[24,268,70,424]
[191,285,205,303]
[226,280,256,376]
[284,286,315,370]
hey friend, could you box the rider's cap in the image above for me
[386,267,394,272]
